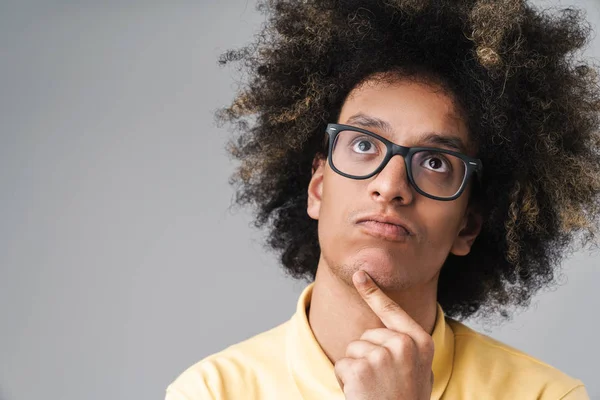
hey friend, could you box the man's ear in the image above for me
[450,205,483,257]
[307,156,326,220]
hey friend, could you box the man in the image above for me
[166,0,598,398]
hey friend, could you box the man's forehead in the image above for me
[337,78,474,153]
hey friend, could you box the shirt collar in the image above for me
[286,282,455,399]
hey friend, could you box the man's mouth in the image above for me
[356,220,411,242]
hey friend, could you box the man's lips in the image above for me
[356,220,411,241]
[356,214,414,234]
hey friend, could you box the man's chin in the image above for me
[357,267,410,292]
[345,255,411,291]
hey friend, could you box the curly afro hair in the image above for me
[216,0,600,320]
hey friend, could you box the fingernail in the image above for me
[355,270,367,284]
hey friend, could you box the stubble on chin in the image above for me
[325,252,412,293]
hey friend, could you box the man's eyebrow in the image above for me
[344,113,468,153]
[345,113,393,133]
[419,133,467,153]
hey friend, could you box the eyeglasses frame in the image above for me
[325,123,483,201]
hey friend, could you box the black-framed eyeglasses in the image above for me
[325,123,483,201]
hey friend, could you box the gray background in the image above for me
[0,1,598,399]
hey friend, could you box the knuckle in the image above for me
[381,300,400,314]
[391,333,414,350]
[351,359,370,376]
[360,328,382,341]
[388,334,418,359]
[362,285,379,297]
[368,346,390,365]
[345,341,360,357]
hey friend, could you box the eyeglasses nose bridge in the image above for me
[378,143,411,177]
[389,143,410,158]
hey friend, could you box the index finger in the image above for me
[353,269,428,340]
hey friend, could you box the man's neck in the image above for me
[307,259,439,365]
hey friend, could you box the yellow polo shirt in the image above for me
[165,283,589,399]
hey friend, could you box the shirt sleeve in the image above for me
[559,384,590,400]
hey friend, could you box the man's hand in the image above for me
[334,270,435,400]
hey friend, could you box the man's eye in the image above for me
[351,139,377,153]
[421,155,450,172]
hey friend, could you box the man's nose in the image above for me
[367,155,414,205]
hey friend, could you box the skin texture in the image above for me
[306,77,482,398]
